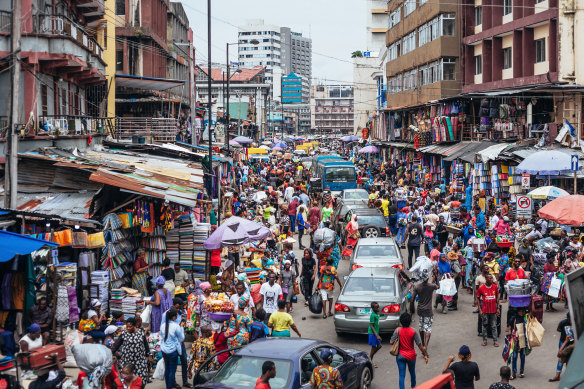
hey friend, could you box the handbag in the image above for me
[527,314,545,347]
[548,274,562,298]
[390,328,400,356]
[293,282,300,296]
[437,274,457,296]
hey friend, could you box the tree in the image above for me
[351,51,363,58]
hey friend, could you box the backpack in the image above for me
[249,321,269,343]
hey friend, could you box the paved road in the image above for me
[64,244,565,388]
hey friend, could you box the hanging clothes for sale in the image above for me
[55,285,69,323]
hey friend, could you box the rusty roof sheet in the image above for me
[16,192,96,222]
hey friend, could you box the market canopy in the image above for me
[516,149,579,176]
[527,186,569,200]
[358,145,379,154]
[204,216,270,249]
[0,230,58,262]
[538,195,584,226]
[341,135,359,142]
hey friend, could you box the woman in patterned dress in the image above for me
[112,316,150,385]
[225,296,252,347]
[147,276,173,333]
[195,283,213,335]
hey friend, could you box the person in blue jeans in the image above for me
[160,309,185,389]
[390,313,428,389]
[396,208,408,248]
[507,307,527,379]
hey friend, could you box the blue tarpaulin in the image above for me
[0,230,58,262]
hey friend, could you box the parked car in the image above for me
[339,189,369,201]
[194,338,374,389]
[340,208,389,245]
[349,237,404,271]
[334,267,413,335]
[330,199,369,237]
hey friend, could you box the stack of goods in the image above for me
[144,225,166,277]
[110,289,126,312]
[165,228,179,263]
[90,270,109,311]
[490,165,501,198]
[177,215,194,274]
[78,251,96,287]
[451,163,465,198]
[109,266,130,289]
[505,279,532,307]
[498,165,511,198]
[507,166,523,195]
[56,262,77,287]
[495,235,515,247]
[203,293,234,322]
[101,214,134,277]
[193,222,211,279]
[471,163,491,196]
[122,295,144,318]
[244,268,262,284]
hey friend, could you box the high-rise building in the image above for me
[366,0,389,51]
[238,19,312,100]
[311,82,354,135]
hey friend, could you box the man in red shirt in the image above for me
[288,197,299,234]
[255,360,276,389]
[477,274,500,347]
[505,258,527,283]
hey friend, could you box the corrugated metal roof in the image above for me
[16,192,96,222]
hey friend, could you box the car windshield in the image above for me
[356,245,399,258]
[213,356,292,389]
[344,191,368,200]
[344,277,396,296]
[325,167,355,182]
[355,215,385,226]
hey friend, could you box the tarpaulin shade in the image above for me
[0,230,58,262]
[538,195,584,226]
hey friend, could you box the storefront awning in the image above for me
[0,230,58,262]
[115,74,185,91]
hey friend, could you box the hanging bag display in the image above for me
[87,232,106,249]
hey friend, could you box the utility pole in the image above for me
[5,0,21,209]
[226,43,230,154]
[207,0,213,201]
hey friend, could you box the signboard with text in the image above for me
[516,195,533,219]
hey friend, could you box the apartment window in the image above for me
[441,13,455,36]
[389,74,403,94]
[503,47,512,69]
[441,58,456,80]
[418,17,438,46]
[403,69,418,90]
[402,31,416,54]
[475,6,482,26]
[116,50,123,72]
[388,8,401,29]
[115,0,125,15]
[475,55,482,75]
[504,0,512,15]
[535,38,546,62]
[420,0,427,5]
[41,84,48,116]
[388,41,400,60]
[404,0,416,17]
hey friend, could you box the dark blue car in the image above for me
[194,338,373,389]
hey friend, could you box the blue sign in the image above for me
[571,155,579,172]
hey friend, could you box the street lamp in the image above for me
[225,39,259,153]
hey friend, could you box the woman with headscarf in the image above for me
[147,276,173,333]
[132,249,152,296]
[111,316,149,385]
[279,260,297,313]
[342,215,360,258]
[195,282,213,335]
[226,296,252,347]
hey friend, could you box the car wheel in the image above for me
[360,366,372,389]
[363,227,379,238]
[335,331,345,338]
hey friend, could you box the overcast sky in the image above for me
[183,0,366,82]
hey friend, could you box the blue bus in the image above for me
[310,160,357,193]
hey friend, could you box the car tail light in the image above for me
[351,264,362,271]
[392,264,404,270]
[386,227,390,235]
[382,304,400,314]
[335,303,350,313]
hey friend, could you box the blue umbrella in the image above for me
[341,135,359,142]
[273,142,288,148]
[516,150,578,175]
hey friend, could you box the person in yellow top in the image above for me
[398,177,405,186]
[268,300,302,338]
[380,194,390,225]
[484,252,500,278]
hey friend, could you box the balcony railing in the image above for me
[114,117,179,143]
[38,115,114,136]
[37,14,103,61]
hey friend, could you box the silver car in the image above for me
[334,267,412,335]
[349,237,404,271]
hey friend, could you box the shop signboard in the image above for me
[521,173,530,189]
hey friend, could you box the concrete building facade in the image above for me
[367,0,389,50]
[311,82,354,135]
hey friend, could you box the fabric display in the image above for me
[507,166,523,195]
[87,232,106,249]
[72,231,88,248]
[144,226,166,270]
[110,289,125,312]
[67,286,79,322]
[78,251,96,287]
[56,262,77,287]
[54,229,73,247]
[193,222,211,280]
[471,163,491,196]
[90,270,109,311]
[55,285,69,323]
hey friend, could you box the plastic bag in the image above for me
[153,359,165,380]
[437,274,457,296]
[63,328,83,367]
[548,275,562,298]
[141,302,152,324]
[409,256,435,280]
[308,291,323,314]
[312,228,336,252]
[527,315,545,347]
[72,344,113,389]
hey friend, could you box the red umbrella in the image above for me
[538,195,584,226]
